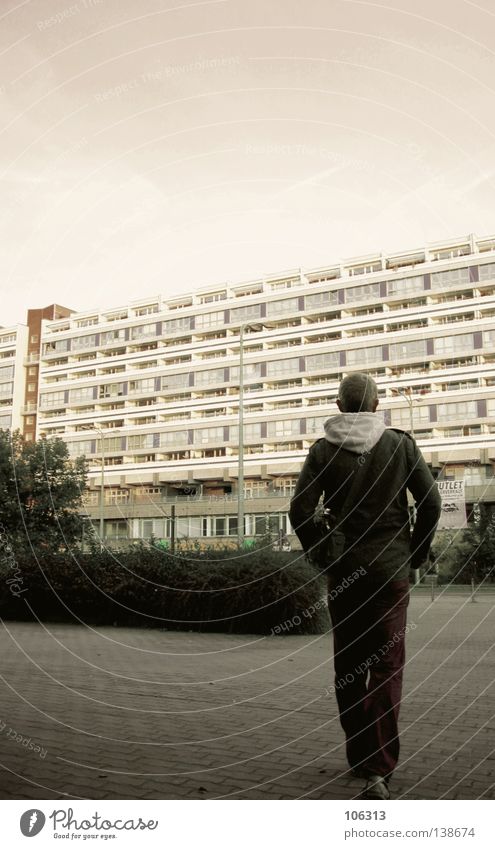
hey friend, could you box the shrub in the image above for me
[0,542,330,635]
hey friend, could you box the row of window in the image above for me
[64,401,489,456]
[42,264,495,356]
[36,331,493,409]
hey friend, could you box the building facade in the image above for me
[0,324,28,433]
[28,232,495,545]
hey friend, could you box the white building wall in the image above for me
[33,232,495,536]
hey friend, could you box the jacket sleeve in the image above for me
[405,436,442,569]
[289,442,325,554]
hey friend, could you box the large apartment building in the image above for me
[0,323,28,432]
[22,232,495,544]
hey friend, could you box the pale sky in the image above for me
[1,0,495,325]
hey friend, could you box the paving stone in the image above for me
[0,595,494,799]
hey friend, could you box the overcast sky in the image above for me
[1,0,495,325]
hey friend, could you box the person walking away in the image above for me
[289,372,441,799]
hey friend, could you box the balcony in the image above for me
[24,352,40,365]
[21,403,37,415]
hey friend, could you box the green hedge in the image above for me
[0,543,330,635]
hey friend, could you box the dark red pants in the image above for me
[328,577,410,778]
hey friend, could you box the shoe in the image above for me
[350,766,368,779]
[361,774,391,800]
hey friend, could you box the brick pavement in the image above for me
[0,592,494,800]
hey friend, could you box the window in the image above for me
[306,352,340,371]
[431,267,469,288]
[128,433,155,449]
[432,247,470,261]
[305,290,339,309]
[230,303,262,323]
[194,426,224,444]
[479,263,495,282]
[305,415,328,433]
[106,520,128,539]
[162,372,190,390]
[99,382,125,399]
[43,339,69,355]
[27,383,36,393]
[103,436,122,452]
[72,334,97,351]
[163,317,192,334]
[348,262,381,276]
[159,430,188,446]
[199,291,227,304]
[135,304,158,316]
[389,339,428,361]
[434,334,474,355]
[345,283,380,303]
[30,334,39,344]
[40,390,65,408]
[272,477,298,496]
[68,439,94,456]
[0,383,13,399]
[69,387,95,403]
[129,378,155,394]
[265,297,299,316]
[101,328,126,345]
[437,401,477,419]
[195,367,225,386]
[106,311,128,322]
[346,346,383,366]
[265,357,300,377]
[195,311,225,330]
[267,420,300,437]
[0,366,14,380]
[483,330,495,348]
[390,406,430,427]
[230,363,263,382]
[130,323,157,339]
[76,317,98,327]
[386,277,424,296]
[244,481,269,497]
[230,423,262,442]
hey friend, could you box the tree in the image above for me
[434,505,495,585]
[0,429,87,552]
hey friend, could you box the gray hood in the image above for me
[323,412,386,454]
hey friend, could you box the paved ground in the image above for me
[0,592,494,800]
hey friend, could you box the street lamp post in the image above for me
[393,388,421,584]
[236,321,273,547]
[237,323,245,547]
[97,427,105,550]
[395,387,418,439]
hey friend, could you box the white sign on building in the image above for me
[437,480,467,529]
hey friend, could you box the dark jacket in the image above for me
[289,419,441,585]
